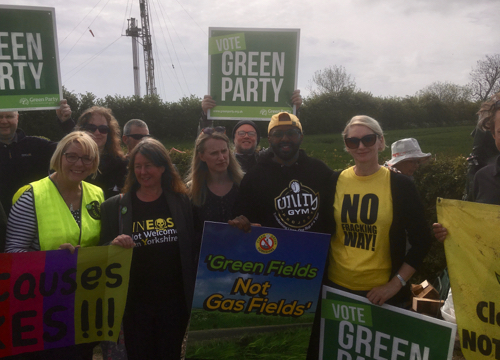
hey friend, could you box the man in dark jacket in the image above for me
[0,102,74,216]
[232,112,335,235]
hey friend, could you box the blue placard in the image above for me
[187,221,330,359]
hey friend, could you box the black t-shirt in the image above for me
[127,192,185,309]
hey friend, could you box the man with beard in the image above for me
[231,120,262,172]
[231,112,335,234]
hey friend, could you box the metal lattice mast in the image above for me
[139,0,156,95]
[125,18,141,97]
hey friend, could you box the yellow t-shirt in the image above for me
[328,166,393,290]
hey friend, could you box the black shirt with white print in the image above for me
[128,191,185,309]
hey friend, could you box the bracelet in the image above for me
[396,273,406,287]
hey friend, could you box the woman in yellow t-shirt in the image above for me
[327,115,432,307]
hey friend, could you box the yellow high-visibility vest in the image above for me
[26,177,104,250]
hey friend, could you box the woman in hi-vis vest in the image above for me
[5,131,104,359]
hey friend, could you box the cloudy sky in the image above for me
[2,0,499,102]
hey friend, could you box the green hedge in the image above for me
[412,155,467,283]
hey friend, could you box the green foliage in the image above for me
[414,155,467,224]
[189,309,314,331]
[17,89,202,143]
[412,155,468,283]
[168,148,193,179]
[187,327,311,359]
[300,91,479,135]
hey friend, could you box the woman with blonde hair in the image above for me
[327,115,431,306]
[100,138,197,360]
[185,127,244,234]
[76,106,128,199]
[6,131,103,359]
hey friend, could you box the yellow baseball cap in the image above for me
[268,112,302,133]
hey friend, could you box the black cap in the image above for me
[232,120,261,146]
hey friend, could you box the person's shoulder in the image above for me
[22,132,52,146]
[476,159,497,179]
[299,150,334,173]
[102,193,124,207]
[389,169,413,184]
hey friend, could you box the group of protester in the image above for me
[0,89,498,360]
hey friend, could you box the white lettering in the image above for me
[0,63,14,90]
[27,33,43,60]
[339,320,354,350]
[374,331,391,360]
[222,51,233,75]
[28,62,43,89]
[0,32,10,60]
[11,32,25,60]
[221,77,232,101]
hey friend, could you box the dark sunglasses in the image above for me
[344,134,378,149]
[63,152,94,165]
[84,124,110,134]
[491,100,500,110]
[202,126,226,135]
[270,128,301,140]
[126,134,151,140]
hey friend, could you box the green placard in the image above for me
[0,5,62,111]
[320,287,456,360]
[208,27,299,121]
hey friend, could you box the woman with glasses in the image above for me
[5,131,103,359]
[326,115,432,306]
[185,127,244,235]
[100,138,196,360]
[76,106,128,199]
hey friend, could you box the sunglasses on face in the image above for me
[126,134,151,140]
[270,129,301,140]
[344,134,378,149]
[63,152,94,165]
[84,124,110,134]
[202,126,226,135]
[491,100,500,111]
[236,130,257,138]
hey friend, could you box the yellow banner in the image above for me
[437,198,500,360]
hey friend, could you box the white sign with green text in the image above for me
[0,5,62,111]
[208,27,299,121]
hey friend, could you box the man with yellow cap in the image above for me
[231,112,335,234]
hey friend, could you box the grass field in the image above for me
[189,309,314,331]
[186,326,311,360]
[165,125,475,170]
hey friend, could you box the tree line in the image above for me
[18,54,500,142]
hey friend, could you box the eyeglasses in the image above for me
[344,134,379,149]
[125,134,151,140]
[63,152,94,165]
[202,126,226,135]
[84,124,110,134]
[491,100,500,111]
[236,130,257,138]
[270,129,301,140]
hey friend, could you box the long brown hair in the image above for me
[185,131,243,207]
[76,106,124,159]
[122,138,187,195]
